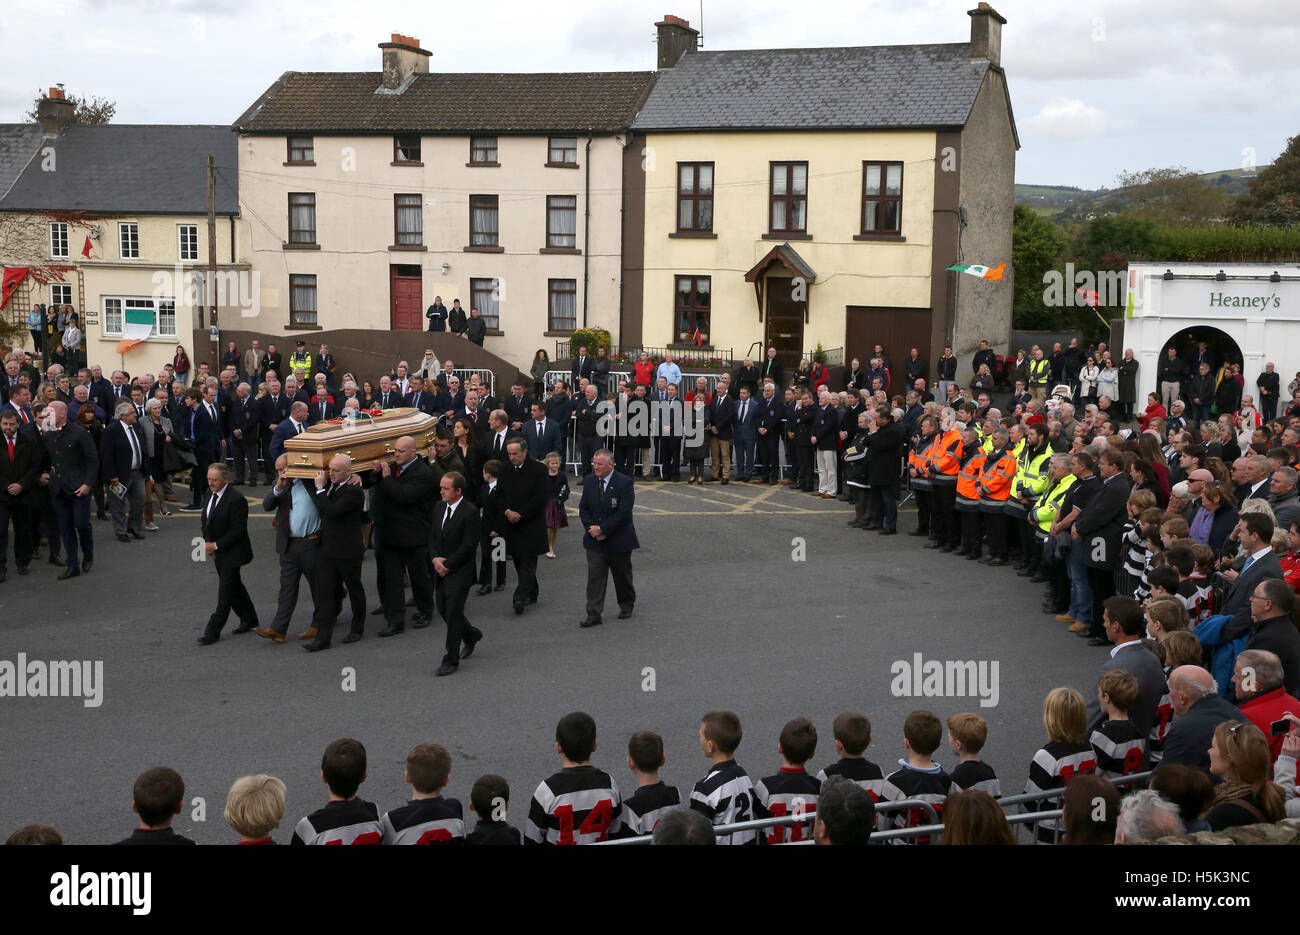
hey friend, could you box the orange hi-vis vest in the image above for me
[908,434,937,489]
[928,429,963,482]
[956,451,986,507]
[978,449,1018,505]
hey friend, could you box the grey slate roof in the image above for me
[0,124,238,215]
[632,43,990,131]
[234,71,656,134]
[0,125,44,200]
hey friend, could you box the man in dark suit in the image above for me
[99,401,148,543]
[268,401,310,464]
[370,436,435,636]
[864,406,905,532]
[573,384,604,476]
[1084,597,1168,737]
[374,376,400,411]
[459,389,490,447]
[1073,447,1131,643]
[731,387,758,482]
[431,471,483,676]
[571,346,594,387]
[476,459,507,594]
[1240,578,1300,697]
[578,449,639,628]
[707,381,736,483]
[521,402,562,461]
[755,382,783,485]
[228,382,260,485]
[759,347,784,392]
[43,401,98,579]
[1161,665,1243,770]
[257,380,291,483]
[304,455,367,651]
[503,383,533,431]
[197,464,258,644]
[483,410,520,464]
[403,375,438,417]
[264,345,283,381]
[256,453,325,644]
[175,388,219,512]
[498,438,548,614]
[307,387,339,426]
[0,408,39,580]
[1217,513,1284,629]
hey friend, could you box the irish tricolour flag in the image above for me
[947,262,1005,281]
[115,307,153,353]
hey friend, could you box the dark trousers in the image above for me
[796,444,814,490]
[585,548,635,618]
[270,538,322,634]
[1048,553,1070,610]
[513,553,539,605]
[872,485,899,531]
[1005,507,1027,560]
[258,432,274,481]
[982,508,1007,558]
[757,432,780,481]
[51,492,93,570]
[379,544,432,629]
[852,486,870,521]
[1088,566,1116,637]
[1262,396,1278,421]
[233,431,259,482]
[0,501,33,568]
[578,435,600,475]
[913,488,932,534]
[660,437,681,480]
[478,534,506,586]
[191,455,212,505]
[933,484,956,544]
[315,556,366,645]
[436,579,480,665]
[108,469,146,537]
[959,508,982,555]
[734,436,756,479]
[782,434,797,478]
[205,562,257,636]
[614,445,635,476]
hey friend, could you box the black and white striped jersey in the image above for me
[1090,720,1146,780]
[1148,669,1175,765]
[814,756,886,802]
[950,759,1002,798]
[620,781,681,837]
[878,762,952,844]
[379,796,466,844]
[523,765,622,845]
[1023,742,1097,842]
[290,799,382,845]
[754,767,821,844]
[689,759,760,845]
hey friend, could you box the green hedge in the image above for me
[1151,224,1300,263]
[567,328,610,357]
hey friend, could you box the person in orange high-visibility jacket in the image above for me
[977,426,1018,565]
[954,424,986,559]
[907,417,940,538]
[927,416,964,551]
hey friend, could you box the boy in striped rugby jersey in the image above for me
[690,710,760,845]
[523,712,623,844]
[946,713,1001,797]
[754,716,822,844]
[379,742,465,844]
[1023,688,1097,844]
[1090,670,1147,780]
[290,738,382,845]
[814,712,886,802]
[878,710,952,844]
[621,730,681,837]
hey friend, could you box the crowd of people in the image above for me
[5,333,1300,843]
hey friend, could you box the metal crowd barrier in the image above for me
[449,367,495,397]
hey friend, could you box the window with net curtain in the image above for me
[289,193,316,243]
[471,195,498,245]
[549,279,576,332]
[547,195,576,248]
[862,162,903,234]
[471,278,499,329]
[290,274,317,325]
[395,194,422,245]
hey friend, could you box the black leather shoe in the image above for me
[130,531,146,540]
[966,553,982,561]
[513,602,524,615]
[720,478,729,485]
[49,553,65,566]
[1087,636,1111,646]
[302,641,329,652]
[908,529,927,536]
[493,584,505,591]
[232,621,256,634]
[57,567,80,580]
[0,567,7,583]
[618,607,634,619]
[435,662,457,676]
[370,606,386,616]
[377,626,404,638]
[197,633,218,645]
[461,637,480,659]
[476,585,491,596]
[116,534,130,543]
[939,545,956,553]
[342,632,362,644]
[924,541,943,549]
[987,558,1008,566]
[861,522,878,530]
[412,615,431,629]
[81,557,93,573]
[579,616,603,628]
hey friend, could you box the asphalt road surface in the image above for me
[0,478,1103,843]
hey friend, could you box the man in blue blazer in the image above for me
[521,401,563,460]
[578,449,639,628]
[268,401,311,463]
[732,387,759,481]
[178,388,222,511]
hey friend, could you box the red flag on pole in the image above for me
[81,236,93,258]
[0,266,29,310]
[692,327,703,347]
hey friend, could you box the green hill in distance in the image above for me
[1016,168,1261,216]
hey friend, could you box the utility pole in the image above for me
[207,153,218,375]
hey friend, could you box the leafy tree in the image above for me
[1230,134,1300,226]
[24,86,116,125]
[1112,166,1228,225]
[1010,205,1066,329]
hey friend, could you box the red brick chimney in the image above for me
[36,86,75,135]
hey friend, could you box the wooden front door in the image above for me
[764,276,805,374]
[390,265,423,331]
[845,306,933,393]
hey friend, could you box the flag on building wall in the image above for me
[691,327,703,346]
[115,306,153,353]
[947,263,1005,281]
[81,236,93,258]
[0,266,29,310]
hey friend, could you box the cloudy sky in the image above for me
[4,0,1296,188]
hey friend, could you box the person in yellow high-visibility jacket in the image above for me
[976,427,1018,565]
[1006,423,1050,570]
[1029,453,1077,613]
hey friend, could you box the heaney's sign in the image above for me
[1208,292,1281,310]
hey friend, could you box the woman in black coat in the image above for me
[864,407,905,534]
[1117,350,1139,421]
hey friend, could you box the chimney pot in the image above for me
[655,14,700,69]
[49,87,65,100]
[968,4,1006,68]
[379,33,432,92]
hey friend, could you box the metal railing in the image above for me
[553,344,735,368]
[804,346,844,367]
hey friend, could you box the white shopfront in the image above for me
[1124,262,1300,404]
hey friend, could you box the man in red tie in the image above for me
[0,408,39,580]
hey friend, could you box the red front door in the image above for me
[390,265,423,330]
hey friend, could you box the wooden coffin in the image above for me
[283,407,438,477]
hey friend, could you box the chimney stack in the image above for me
[378,33,431,92]
[968,3,1006,67]
[36,86,75,136]
[656,15,700,69]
